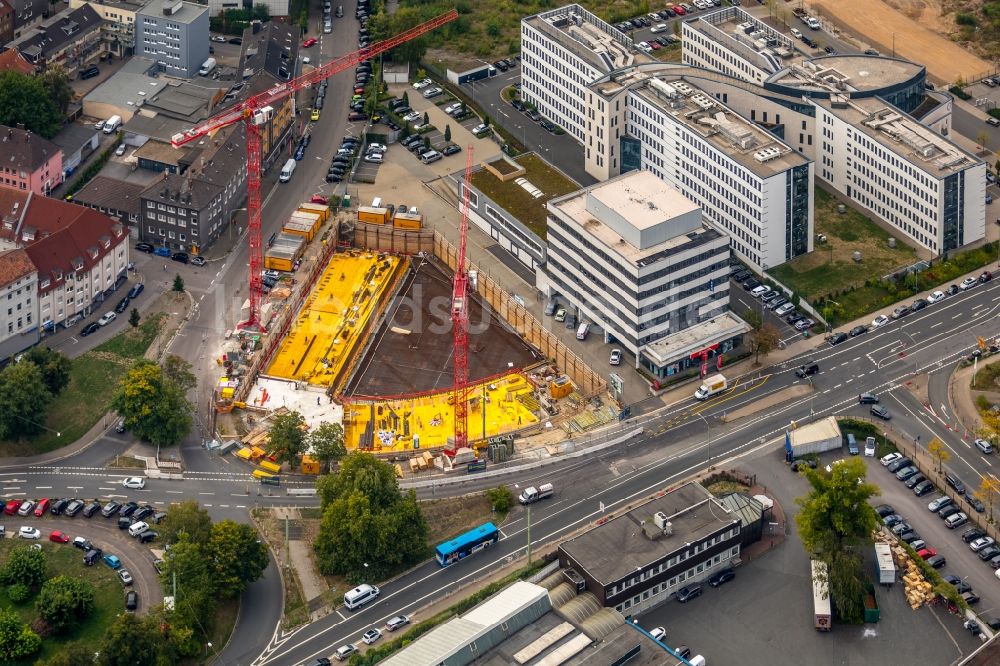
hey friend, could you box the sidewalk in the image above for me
[948,361,988,440]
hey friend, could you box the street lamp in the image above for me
[698,413,710,466]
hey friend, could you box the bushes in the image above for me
[950,85,972,100]
[66,131,122,198]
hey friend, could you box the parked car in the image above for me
[928,496,953,512]
[707,567,735,587]
[122,477,146,490]
[675,584,703,602]
[97,311,117,326]
[874,504,896,518]
[871,314,890,328]
[18,527,41,540]
[49,530,70,543]
[870,405,891,420]
[880,452,902,466]
[362,628,382,645]
[385,615,411,632]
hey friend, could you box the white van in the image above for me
[576,322,590,340]
[128,521,149,537]
[371,197,382,208]
[420,149,442,164]
[344,583,379,610]
[279,158,296,183]
[103,115,122,134]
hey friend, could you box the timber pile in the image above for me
[901,558,935,609]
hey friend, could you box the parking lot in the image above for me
[634,449,983,665]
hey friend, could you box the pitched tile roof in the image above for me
[14,4,101,63]
[0,187,30,243]
[0,48,34,75]
[72,175,146,217]
[0,248,35,287]
[0,124,60,174]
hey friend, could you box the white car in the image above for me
[366,143,387,154]
[871,314,889,328]
[422,87,443,98]
[961,276,978,291]
[119,569,134,585]
[403,111,421,122]
[774,302,795,316]
[444,102,462,115]
[636,41,652,53]
[472,123,491,137]
[790,28,803,39]
[864,438,876,457]
[97,311,117,326]
[880,452,902,467]
[650,626,666,641]
[302,56,311,64]
[385,614,411,632]
[115,144,127,156]
[122,477,146,490]
[749,285,769,297]
[19,526,41,540]
[362,628,382,644]
[364,153,383,164]
[971,536,996,552]
[926,290,945,304]
[211,35,226,42]
[412,78,432,89]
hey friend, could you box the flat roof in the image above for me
[631,75,808,177]
[789,415,841,447]
[549,172,725,267]
[144,81,221,120]
[523,5,645,74]
[560,482,737,585]
[139,0,206,24]
[768,55,924,94]
[84,69,169,111]
[815,96,979,177]
[643,312,749,365]
[467,152,578,239]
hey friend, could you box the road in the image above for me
[5,267,987,663]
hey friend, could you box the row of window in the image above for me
[613,547,738,613]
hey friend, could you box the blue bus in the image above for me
[435,522,499,567]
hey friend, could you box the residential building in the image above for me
[139,125,247,252]
[0,0,15,44]
[206,0,288,17]
[558,481,743,616]
[69,0,144,58]
[538,170,739,374]
[0,48,34,75]
[237,21,299,171]
[8,0,47,37]
[0,125,63,195]
[520,5,638,143]
[134,0,209,78]
[71,175,145,227]
[0,188,130,329]
[0,248,39,357]
[10,4,103,75]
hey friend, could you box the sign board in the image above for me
[609,373,624,398]
[467,459,487,473]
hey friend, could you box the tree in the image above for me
[207,520,269,599]
[172,273,184,293]
[975,476,1000,523]
[483,113,491,127]
[314,453,429,581]
[0,608,40,662]
[158,499,212,545]
[364,93,379,118]
[422,111,429,126]
[0,70,63,138]
[39,66,74,115]
[112,361,192,446]
[129,308,140,328]
[0,361,52,439]
[444,124,452,142]
[267,411,309,466]
[36,575,95,634]
[486,485,513,513]
[0,545,46,589]
[402,91,409,106]
[927,437,950,474]
[742,308,762,330]
[750,323,780,365]
[159,538,216,644]
[795,458,879,623]
[977,130,990,153]
[97,614,166,666]
[309,421,346,472]
[40,643,97,666]
[23,346,71,395]
[423,135,430,150]
[162,354,196,392]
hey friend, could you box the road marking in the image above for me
[822,389,830,394]
[833,384,842,390]
[982,457,993,466]
[953,313,963,319]
[165,490,183,494]
[930,321,943,329]
[852,357,861,362]
[35,486,51,489]
[840,362,849,367]
[198,492,214,496]
[3,486,19,490]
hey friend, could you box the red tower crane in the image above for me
[447,148,474,457]
[171,10,458,331]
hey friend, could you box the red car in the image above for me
[3,499,19,515]
[309,194,328,205]
[49,530,70,544]
[917,547,937,560]
[34,498,49,517]
[302,37,317,48]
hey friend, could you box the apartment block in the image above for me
[0,125,63,196]
[134,0,208,78]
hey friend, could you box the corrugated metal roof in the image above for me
[789,415,841,446]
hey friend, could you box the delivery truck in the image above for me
[812,559,832,631]
[694,374,727,400]
[785,416,842,461]
[519,483,554,505]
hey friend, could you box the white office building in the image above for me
[520,5,638,143]
[538,170,736,373]
[134,0,208,78]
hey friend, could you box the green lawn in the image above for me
[0,314,165,457]
[468,152,578,239]
[0,539,123,664]
[770,187,918,301]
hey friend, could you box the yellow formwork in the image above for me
[266,251,400,386]
[342,373,539,452]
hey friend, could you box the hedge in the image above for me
[950,85,972,100]
[65,130,122,198]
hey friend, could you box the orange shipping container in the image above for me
[358,206,389,224]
